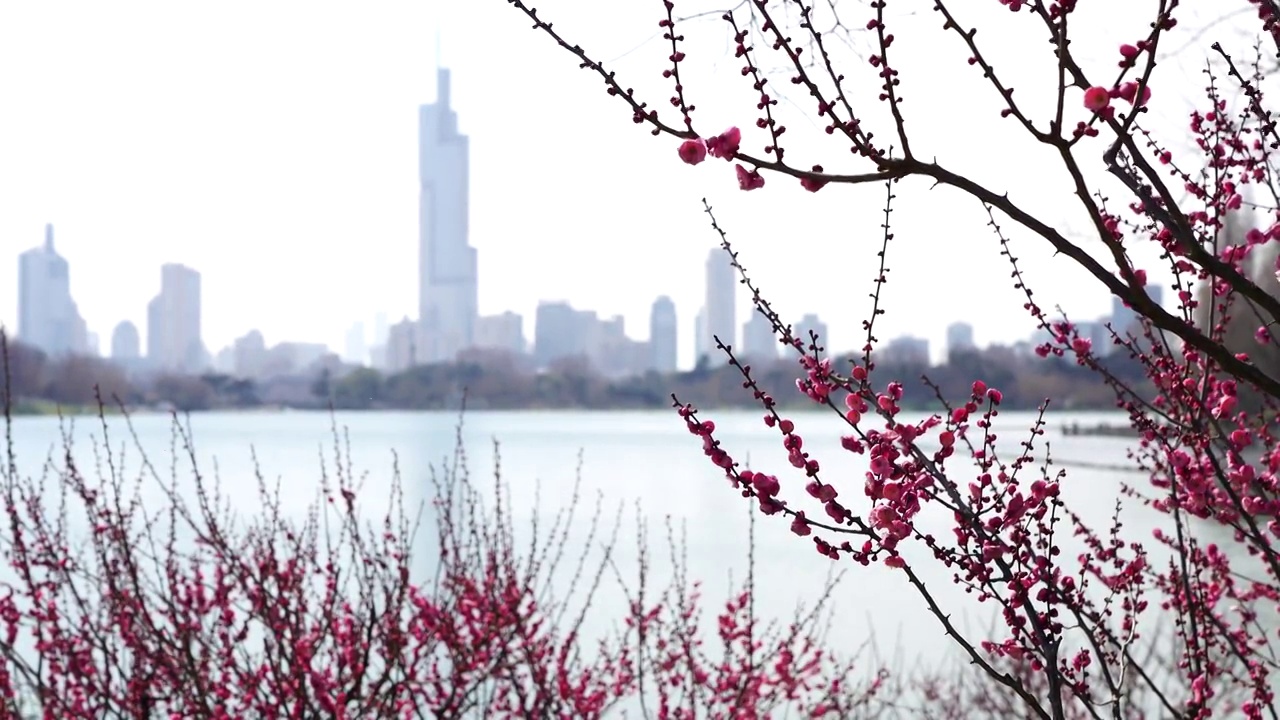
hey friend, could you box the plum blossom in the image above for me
[1083,86,1110,112]
[706,126,741,159]
[736,164,765,191]
[677,138,707,165]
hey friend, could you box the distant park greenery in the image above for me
[3,331,1173,414]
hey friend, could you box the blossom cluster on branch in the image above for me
[0,327,899,719]
[503,0,1280,716]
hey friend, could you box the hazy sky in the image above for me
[0,2,1261,367]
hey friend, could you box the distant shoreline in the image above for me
[10,402,1135,418]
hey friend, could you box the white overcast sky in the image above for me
[0,2,1262,367]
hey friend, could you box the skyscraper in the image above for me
[1111,295,1137,336]
[234,330,267,378]
[946,321,975,359]
[420,66,478,365]
[701,248,736,364]
[110,321,140,360]
[534,301,586,367]
[793,313,829,352]
[146,263,203,372]
[742,311,778,362]
[649,296,678,373]
[694,309,706,364]
[344,321,367,365]
[475,311,526,354]
[16,224,87,358]
[883,336,931,365]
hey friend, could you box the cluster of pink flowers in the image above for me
[678,127,776,192]
[0,383,894,717]
[511,0,1280,712]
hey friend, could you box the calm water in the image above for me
[5,408,1168,678]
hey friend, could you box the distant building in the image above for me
[16,223,87,358]
[420,66,478,364]
[146,263,204,373]
[580,310,608,361]
[1147,283,1164,309]
[344,322,367,365]
[110,321,141,360]
[86,332,100,357]
[1110,296,1136,337]
[262,342,330,377]
[649,296,678,373]
[1075,321,1111,356]
[212,346,235,375]
[793,314,829,352]
[883,336,930,366]
[369,313,390,369]
[1113,283,1163,337]
[594,338,651,378]
[386,317,420,373]
[475,311,525,354]
[585,314,648,378]
[701,249,736,364]
[946,322,975,359]
[741,311,778,362]
[694,309,706,363]
[535,301,587,367]
[234,330,268,378]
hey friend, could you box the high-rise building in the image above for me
[344,322,367,365]
[420,67,478,365]
[370,312,390,370]
[694,309,706,363]
[110,321,140,360]
[146,263,203,373]
[946,322,975,359]
[793,313,829,352]
[16,224,87,358]
[649,296,678,373]
[742,311,778,362]
[1076,321,1112,356]
[1110,281,1161,351]
[883,335,930,365]
[702,248,736,364]
[387,317,421,372]
[535,301,586,367]
[262,342,330,377]
[234,330,268,378]
[475,311,525,354]
[212,346,235,374]
[584,314,645,377]
[1110,295,1137,336]
[1146,283,1164,311]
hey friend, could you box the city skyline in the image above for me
[0,3,1230,365]
[6,45,1176,378]
[4,57,864,376]
[6,213,1161,377]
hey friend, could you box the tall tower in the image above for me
[649,295,678,373]
[146,263,204,372]
[701,248,737,365]
[419,66,478,364]
[16,223,87,358]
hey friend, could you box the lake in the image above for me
[5,407,1174,683]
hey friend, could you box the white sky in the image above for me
[0,2,1262,368]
